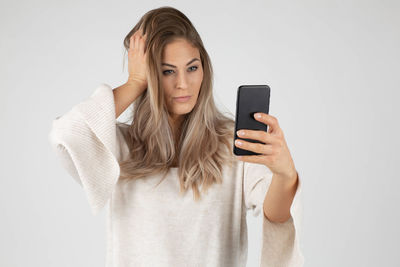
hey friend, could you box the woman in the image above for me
[48,6,304,267]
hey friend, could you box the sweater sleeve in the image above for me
[243,161,305,266]
[48,83,130,216]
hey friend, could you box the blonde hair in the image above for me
[118,6,236,201]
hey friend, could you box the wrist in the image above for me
[126,78,147,90]
[273,168,298,186]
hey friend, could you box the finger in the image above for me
[236,129,279,145]
[141,32,148,54]
[129,35,135,51]
[134,32,140,51]
[138,35,144,55]
[254,112,280,134]
[234,138,274,155]
[140,32,147,55]
[236,154,266,165]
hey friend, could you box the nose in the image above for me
[176,72,188,90]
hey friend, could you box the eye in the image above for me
[162,66,198,76]
[188,66,198,72]
[162,70,174,75]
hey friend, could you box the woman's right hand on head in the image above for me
[127,28,149,93]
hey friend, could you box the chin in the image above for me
[174,107,194,115]
[172,104,195,114]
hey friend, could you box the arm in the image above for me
[113,80,146,119]
[48,83,132,215]
[113,28,149,119]
[263,170,299,223]
[242,160,304,264]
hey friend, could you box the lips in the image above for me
[174,96,191,98]
[173,96,191,102]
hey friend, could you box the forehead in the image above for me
[162,38,200,62]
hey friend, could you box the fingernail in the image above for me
[255,113,262,118]
[237,130,244,136]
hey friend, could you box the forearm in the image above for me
[112,80,146,119]
[263,170,299,223]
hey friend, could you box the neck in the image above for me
[168,114,185,138]
[168,114,185,167]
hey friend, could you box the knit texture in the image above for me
[48,83,305,267]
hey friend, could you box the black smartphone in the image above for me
[233,85,271,156]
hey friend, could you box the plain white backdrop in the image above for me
[1,0,399,266]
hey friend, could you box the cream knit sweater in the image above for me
[48,83,305,267]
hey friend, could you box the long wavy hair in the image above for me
[118,6,236,201]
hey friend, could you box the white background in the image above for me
[1,0,399,266]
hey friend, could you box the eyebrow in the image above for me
[161,58,200,68]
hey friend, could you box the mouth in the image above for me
[173,96,191,102]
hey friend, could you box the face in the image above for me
[161,38,204,126]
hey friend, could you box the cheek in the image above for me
[161,79,173,96]
[191,69,203,86]
[194,69,204,91]
[161,77,170,88]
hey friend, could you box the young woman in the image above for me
[49,6,304,267]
